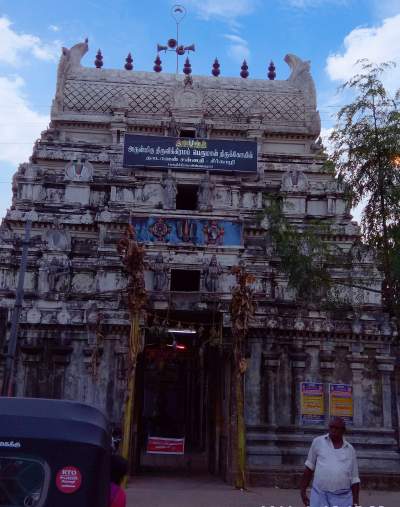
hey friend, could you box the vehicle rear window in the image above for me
[0,456,50,507]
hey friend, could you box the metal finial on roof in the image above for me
[155,5,195,75]
[125,53,133,71]
[153,54,162,72]
[94,49,103,69]
[240,60,249,79]
[212,58,220,77]
[268,61,276,80]
[183,57,192,75]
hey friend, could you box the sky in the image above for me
[0,0,400,220]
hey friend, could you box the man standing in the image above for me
[300,417,360,507]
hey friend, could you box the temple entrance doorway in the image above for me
[132,310,230,478]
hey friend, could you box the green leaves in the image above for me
[263,199,333,304]
[329,60,400,316]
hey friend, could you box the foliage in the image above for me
[117,225,148,474]
[229,264,255,490]
[386,223,400,317]
[263,198,334,304]
[117,224,147,314]
[329,60,400,314]
[230,264,255,341]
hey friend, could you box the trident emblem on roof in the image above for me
[155,4,195,74]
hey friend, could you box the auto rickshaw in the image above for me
[0,397,110,507]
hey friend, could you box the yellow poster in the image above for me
[329,383,353,424]
[300,382,324,425]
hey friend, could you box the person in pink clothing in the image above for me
[110,454,128,507]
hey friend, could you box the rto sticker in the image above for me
[56,466,82,494]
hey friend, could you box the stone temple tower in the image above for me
[0,40,399,484]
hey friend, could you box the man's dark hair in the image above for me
[110,454,128,485]
[330,416,346,430]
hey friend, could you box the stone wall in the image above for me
[0,41,398,479]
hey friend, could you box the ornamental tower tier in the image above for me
[0,40,398,485]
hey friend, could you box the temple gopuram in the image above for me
[0,37,399,486]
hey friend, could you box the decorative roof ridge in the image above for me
[52,40,317,113]
[65,67,303,93]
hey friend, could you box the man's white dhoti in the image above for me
[310,485,353,507]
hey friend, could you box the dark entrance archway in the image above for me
[131,311,230,478]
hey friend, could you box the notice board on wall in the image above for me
[329,383,353,424]
[300,382,325,425]
[123,134,257,172]
[146,436,185,455]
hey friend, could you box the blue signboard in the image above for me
[131,216,242,246]
[123,134,257,172]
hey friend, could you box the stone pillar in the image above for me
[305,340,320,381]
[245,338,263,425]
[232,189,240,209]
[263,351,280,426]
[349,353,368,427]
[256,191,263,209]
[19,336,44,397]
[377,355,395,429]
[290,351,307,425]
[327,195,336,216]
[320,350,335,423]
[110,186,117,202]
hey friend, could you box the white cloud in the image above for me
[0,76,49,166]
[224,34,250,63]
[186,0,257,22]
[49,25,61,32]
[326,14,400,89]
[0,16,60,65]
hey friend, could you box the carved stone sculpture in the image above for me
[150,253,168,291]
[54,39,89,112]
[168,117,179,137]
[177,219,197,243]
[162,170,177,210]
[281,168,308,192]
[203,220,224,245]
[64,159,93,182]
[196,118,208,138]
[351,241,375,264]
[45,222,71,252]
[49,257,71,293]
[38,255,71,294]
[46,188,64,203]
[0,224,15,244]
[97,206,113,223]
[80,210,93,224]
[197,171,214,211]
[310,136,323,154]
[21,163,40,180]
[204,255,223,292]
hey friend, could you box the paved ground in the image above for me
[126,475,398,507]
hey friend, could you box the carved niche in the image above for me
[64,159,93,182]
[171,80,204,116]
[281,168,309,192]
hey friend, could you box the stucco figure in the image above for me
[150,253,168,291]
[204,255,223,292]
[162,170,177,210]
[198,171,214,211]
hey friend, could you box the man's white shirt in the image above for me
[305,433,360,492]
